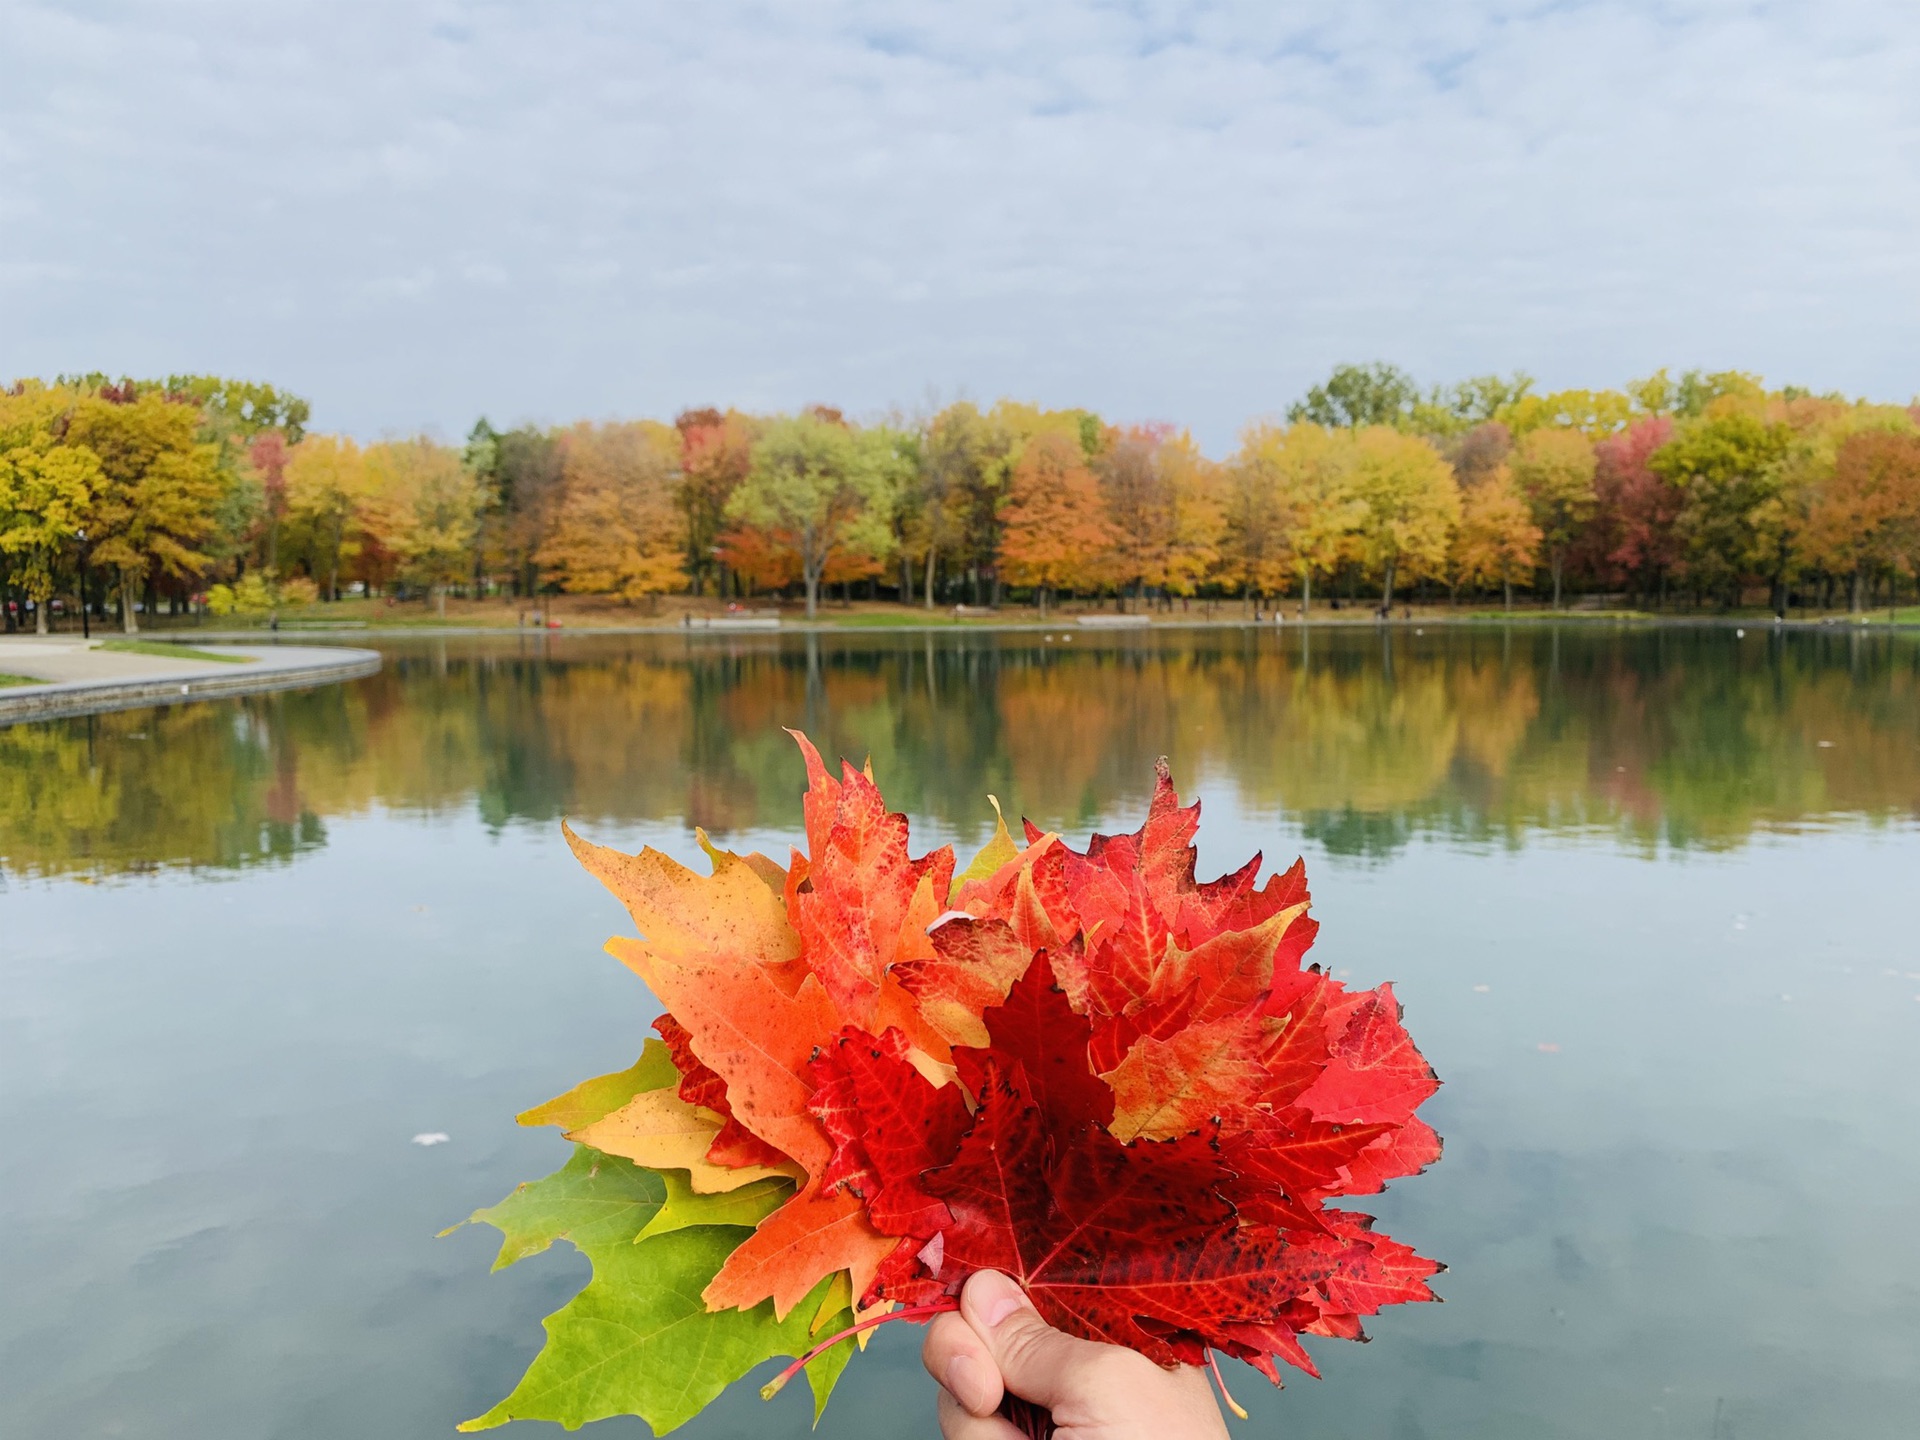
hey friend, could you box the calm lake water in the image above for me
[3,624,1918,1440]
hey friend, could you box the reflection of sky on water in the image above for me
[3,628,1918,1439]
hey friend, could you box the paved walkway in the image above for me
[0,638,382,724]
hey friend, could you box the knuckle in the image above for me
[993,1315,1055,1375]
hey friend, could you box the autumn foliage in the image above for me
[459,734,1441,1432]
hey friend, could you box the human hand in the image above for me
[920,1270,1231,1440]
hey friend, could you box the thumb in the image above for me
[958,1270,1114,1412]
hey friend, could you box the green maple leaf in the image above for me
[446,1145,666,1270]
[456,1144,853,1432]
[635,1169,792,1242]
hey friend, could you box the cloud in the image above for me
[0,0,1914,449]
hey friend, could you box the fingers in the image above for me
[923,1310,1004,1416]
[935,1386,1027,1440]
[953,1270,1127,1412]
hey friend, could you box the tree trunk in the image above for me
[1037,585,1049,620]
[1301,569,1312,618]
[120,572,139,633]
[1851,569,1864,615]
[36,596,49,634]
[436,585,448,620]
[1503,576,1513,612]
[1550,549,1564,610]
[804,570,820,619]
[1380,556,1397,613]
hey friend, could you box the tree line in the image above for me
[4,364,1919,631]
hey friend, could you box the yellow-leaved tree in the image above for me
[284,434,372,602]
[538,421,687,605]
[65,390,223,633]
[1508,427,1597,608]
[1350,426,1460,610]
[1232,422,1367,615]
[365,438,481,618]
[0,385,103,633]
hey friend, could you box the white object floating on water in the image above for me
[1817,740,1835,748]
[1536,1042,1560,1053]
[1736,629,1745,638]
[412,1132,451,1146]
[1472,984,1491,993]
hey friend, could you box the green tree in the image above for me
[1650,412,1793,606]
[904,403,994,608]
[726,414,905,618]
[1288,362,1421,429]
[1509,427,1598,608]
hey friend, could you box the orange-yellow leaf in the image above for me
[564,824,799,970]
[607,936,839,1180]
[893,918,1032,1049]
[1100,1008,1270,1143]
[702,1179,897,1321]
[566,1088,801,1194]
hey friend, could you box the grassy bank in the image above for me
[98,640,253,663]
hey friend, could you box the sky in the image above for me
[2,1,1916,453]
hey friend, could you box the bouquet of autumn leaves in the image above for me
[457,734,1441,1433]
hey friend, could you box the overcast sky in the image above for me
[2,1,1915,452]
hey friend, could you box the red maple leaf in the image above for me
[567,737,1441,1400]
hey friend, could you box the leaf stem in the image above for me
[1208,1350,1250,1421]
[759,1299,961,1400]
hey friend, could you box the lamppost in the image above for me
[75,528,90,640]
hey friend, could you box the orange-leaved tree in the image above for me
[996,429,1115,617]
[1804,427,1920,613]
[1451,466,1540,609]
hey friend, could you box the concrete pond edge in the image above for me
[0,646,384,726]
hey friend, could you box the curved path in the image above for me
[0,639,382,725]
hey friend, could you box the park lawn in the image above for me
[0,673,40,687]
[98,640,253,664]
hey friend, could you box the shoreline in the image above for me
[0,644,384,725]
[154,611,1920,641]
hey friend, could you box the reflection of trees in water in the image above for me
[3,628,1917,879]
[0,705,327,879]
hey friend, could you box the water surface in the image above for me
[4,625,1917,1440]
